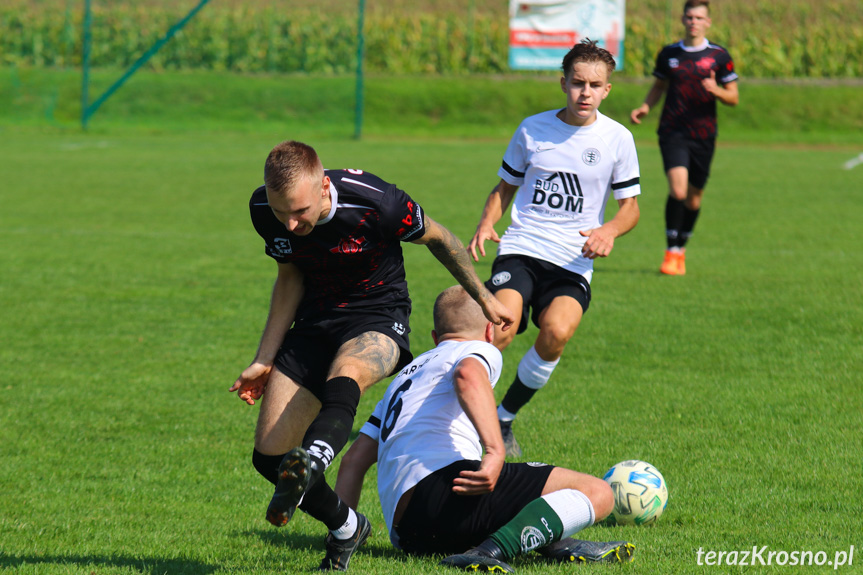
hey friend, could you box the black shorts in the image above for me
[485,254,591,335]
[273,306,413,399]
[658,132,716,190]
[394,460,555,556]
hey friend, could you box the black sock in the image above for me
[500,375,538,416]
[298,475,351,531]
[665,197,686,249]
[680,207,700,248]
[302,376,362,471]
[252,449,285,486]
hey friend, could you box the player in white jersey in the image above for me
[333,286,634,572]
[469,40,641,457]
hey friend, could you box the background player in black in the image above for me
[229,140,514,571]
[630,0,739,275]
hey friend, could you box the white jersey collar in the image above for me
[317,178,338,226]
[678,39,710,52]
[554,108,603,130]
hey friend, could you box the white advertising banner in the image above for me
[509,0,626,71]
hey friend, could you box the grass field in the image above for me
[1,69,862,574]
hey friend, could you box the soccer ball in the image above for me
[602,460,668,526]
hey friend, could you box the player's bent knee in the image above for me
[543,468,614,521]
[254,432,299,456]
[590,479,615,521]
[685,193,703,211]
[536,325,575,358]
[546,323,576,346]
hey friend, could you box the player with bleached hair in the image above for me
[230,140,514,571]
[335,286,634,572]
[469,40,641,457]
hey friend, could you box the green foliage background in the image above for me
[2,0,862,77]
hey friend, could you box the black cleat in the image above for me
[440,539,513,573]
[537,538,636,564]
[499,419,522,458]
[439,554,514,573]
[319,512,371,571]
[266,447,313,527]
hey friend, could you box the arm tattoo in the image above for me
[425,224,488,303]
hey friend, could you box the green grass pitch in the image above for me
[1,118,861,572]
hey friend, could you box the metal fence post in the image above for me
[81,0,92,129]
[80,0,212,129]
[354,0,366,140]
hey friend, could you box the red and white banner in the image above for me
[509,0,626,70]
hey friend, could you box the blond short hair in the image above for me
[433,286,488,337]
[264,140,324,196]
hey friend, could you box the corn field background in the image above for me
[2,0,862,77]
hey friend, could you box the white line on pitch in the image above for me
[844,152,863,170]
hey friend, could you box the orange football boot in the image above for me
[660,250,680,275]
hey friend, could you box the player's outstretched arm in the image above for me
[630,78,668,124]
[229,262,304,405]
[334,432,379,509]
[413,217,515,331]
[451,357,505,495]
[468,180,519,261]
[579,196,640,260]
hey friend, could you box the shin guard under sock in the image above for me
[500,347,559,417]
[665,197,686,249]
[488,489,595,559]
[302,376,361,472]
[680,207,701,248]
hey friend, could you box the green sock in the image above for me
[489,498,564,559]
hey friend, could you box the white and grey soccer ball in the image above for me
[603,460,668,526]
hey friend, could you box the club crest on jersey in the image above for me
[491,271,511,286]
[669,58,679,68]
[330,236,369,254]
[582,148,601,166]
[697,57,715,72]
[272,237,293,256]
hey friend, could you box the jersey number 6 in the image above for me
[380,378,413,442]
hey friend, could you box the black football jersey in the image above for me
[653,40,738,139]
[249,169,427,318]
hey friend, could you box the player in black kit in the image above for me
[229,140,514,571]
[631,0,738,275]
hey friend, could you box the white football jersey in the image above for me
[359,339,503,546]
[497,109,641,282]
